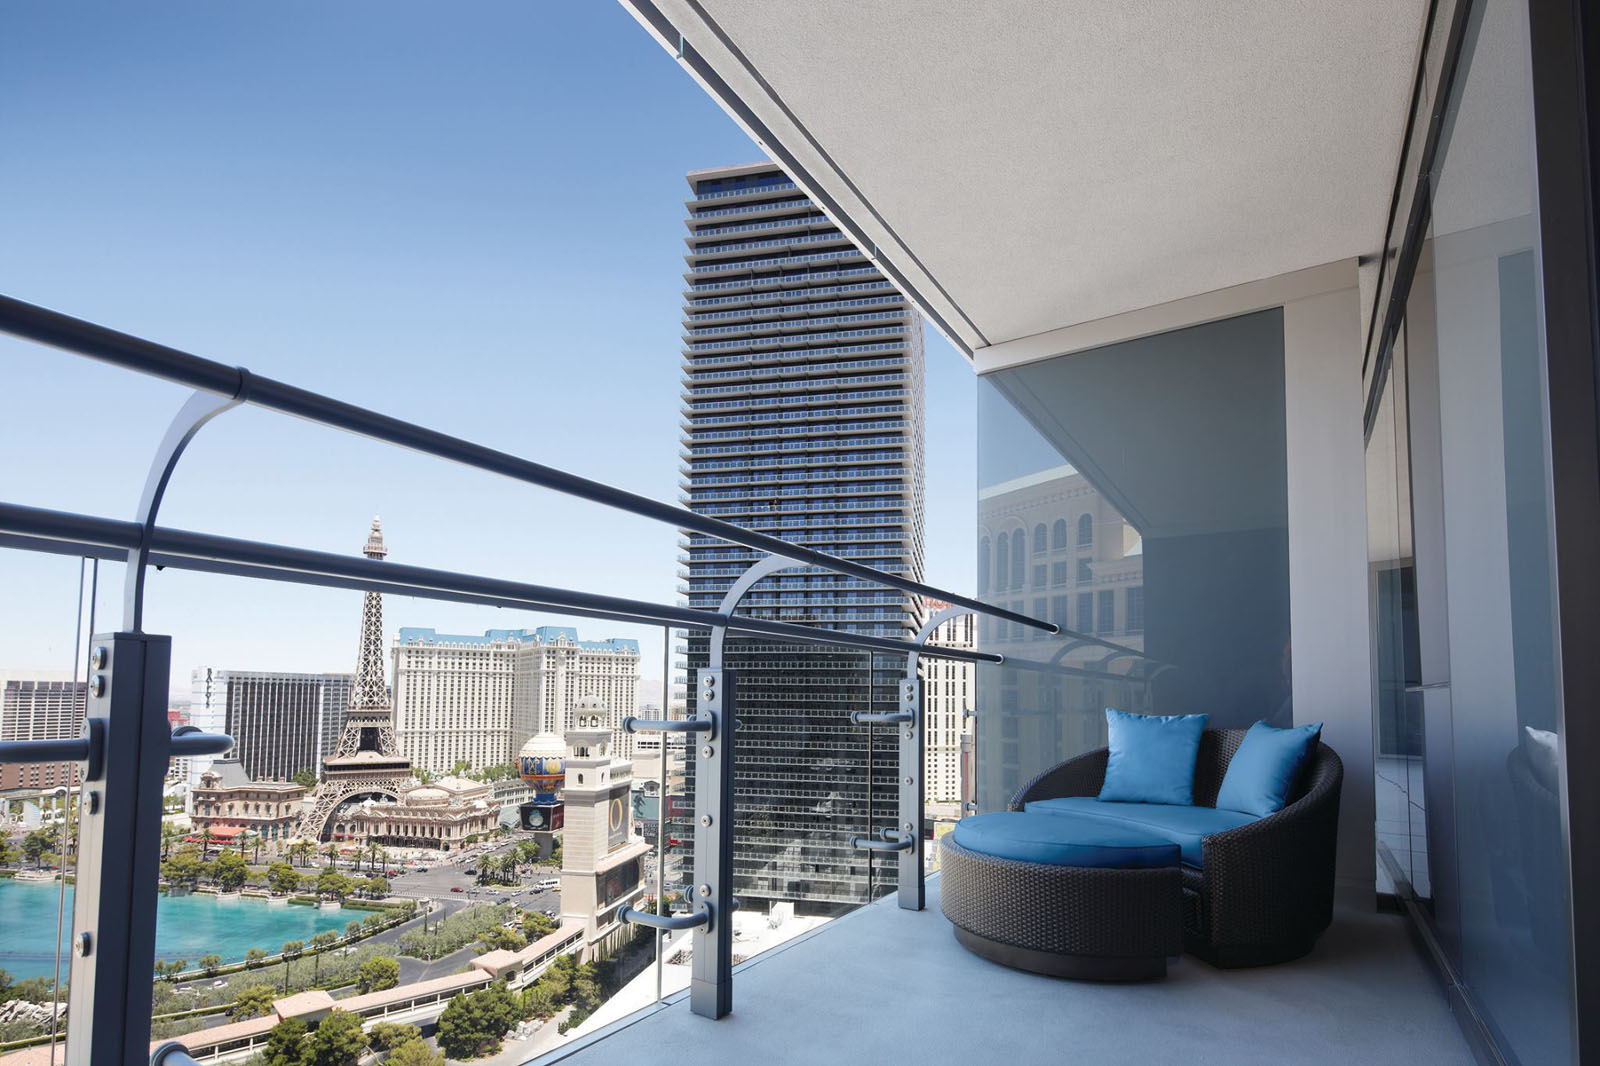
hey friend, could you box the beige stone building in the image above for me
[190,760,307,843]
[339,776,500,851]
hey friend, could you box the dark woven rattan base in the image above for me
[952,926,1169,980]
[940,835,1181,982]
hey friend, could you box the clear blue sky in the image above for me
[0,1,977,694]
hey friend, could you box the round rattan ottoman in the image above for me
[940,811,1183,980]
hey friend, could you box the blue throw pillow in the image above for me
[1215,720,1323,817]
[1097,709,1209,806]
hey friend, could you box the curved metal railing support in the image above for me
[125,382,251,632]
[707,553,803,670]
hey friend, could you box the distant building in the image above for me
[920,601,976,809]
[342,776,499,851]
[190,759,308,843]
[676,162,927,912]
[392,626,640,776]
[0,672,85,793]
[186,669,353,790]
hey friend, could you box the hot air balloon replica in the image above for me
[517,732,566,833]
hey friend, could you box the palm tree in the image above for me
[322,841,338,869]
[288,840,315,868]
[364,842,386,875]
[160,821,182,861]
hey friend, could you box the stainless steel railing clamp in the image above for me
[849,710,915,725]
[167,725,234,759]
[851,828,914,853]
[623,715,715,740]
[618,903,713,932]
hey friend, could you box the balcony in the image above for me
[538,876,1469,1066]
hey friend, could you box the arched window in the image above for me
[1010,528,1026,588]
[1052,518,1068,550]
[1078,514,1094,547]
[978,537,991,595]
[995,532,1010,591]
[1032,524,1047,553]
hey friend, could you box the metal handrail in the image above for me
[0,502,1003,666]
[0,294,1054,635]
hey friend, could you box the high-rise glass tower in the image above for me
[677,162,926,913]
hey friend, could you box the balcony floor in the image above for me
[534,876,1471,1066]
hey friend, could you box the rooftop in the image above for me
[535,877,1470,1066]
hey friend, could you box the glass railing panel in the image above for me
[0,550,97,1066]
[975,309,1292,809]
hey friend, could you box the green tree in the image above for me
[307,1008,368,1066]
[212,850,249,891]
[161,846,207,889]
[356,954,400,994]
[0,968,13,1002]
[263,1017,310,1066]
[435,981,521,1058]
[367,1021,421,1051]
[385,1040,444,1066]
[154,958,187,981]
[22,828,54,867]
[344,920,362,939]
[521,910,556,940]
[291,767,318,789]
[476,926,527,953]
[198,953,224,976]
[159,821,183,861]
[280,940,303,992]
[522,980,561,1020]
[267,861,299,895]
[309,930,340,982]
[288,840,316,868]
[452,760,472,778]
[317,870,351,899]
[245,946,269,969]
[365,875,389,898]
[231,983,278,1019]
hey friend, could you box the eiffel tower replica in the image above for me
[296,516,416,842]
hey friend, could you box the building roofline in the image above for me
[685,160,780,187]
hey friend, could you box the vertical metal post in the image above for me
[67,631,171,1066]
[689,667,734,1019]
[897,676,925,911]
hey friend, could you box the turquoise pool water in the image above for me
[0,879,356,980]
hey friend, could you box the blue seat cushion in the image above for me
[1025,797,1258,868]
[1097,708,1210,805]
[1215,720,1324,817]
[951,811,1179,869]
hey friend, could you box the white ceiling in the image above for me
[623,0,1429,358]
